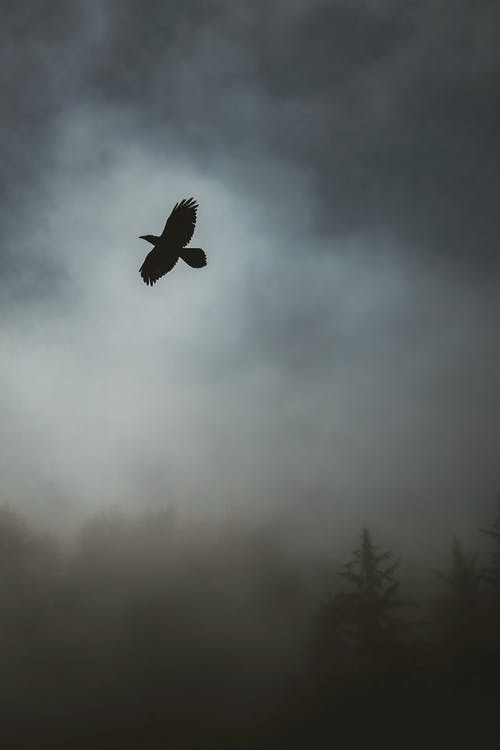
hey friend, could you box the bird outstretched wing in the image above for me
[161,197,198,247]
[139,250,178,286]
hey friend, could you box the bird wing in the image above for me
[179,248,207,268]
[160,197,198,247]
[139,249,178,286]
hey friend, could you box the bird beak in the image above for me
[139,235,146,240]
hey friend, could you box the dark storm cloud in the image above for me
[1,0,104,302]
[4,1,500,271]
[80,0,500,262]
[1,0,499,549]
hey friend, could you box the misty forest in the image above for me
[2,496,500,748]
[3,0,500,748]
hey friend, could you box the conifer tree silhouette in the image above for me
[433,536,482,647]
[434,537,480,600]
[316,528,407,671]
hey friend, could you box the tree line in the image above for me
[1,496,500,748]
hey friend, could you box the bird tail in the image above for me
[179,248,207,268]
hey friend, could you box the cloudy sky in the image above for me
[1,0,499,554]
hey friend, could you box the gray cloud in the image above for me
[1,1,499,554]
[5,1,500,261]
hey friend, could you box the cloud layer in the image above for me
[1,1,499,552]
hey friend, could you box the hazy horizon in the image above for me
[2,0,500,559]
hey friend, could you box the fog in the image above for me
[2,103,499,553]
[1,1,500,746]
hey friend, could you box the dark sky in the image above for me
[1,0,500,555]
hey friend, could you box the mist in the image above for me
[2,1,500,746]
[2,103,500,551]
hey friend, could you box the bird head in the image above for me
[139,234,158,245]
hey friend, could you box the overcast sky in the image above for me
[1,0,500,556]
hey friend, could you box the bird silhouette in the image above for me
[139,197,206,286]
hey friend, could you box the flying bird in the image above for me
[139,197,206,286]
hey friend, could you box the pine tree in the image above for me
[435,537,480,599]
[340,527,400,597]
[339,528,403,649]
[316,528,406,670]
[433,536,481,642]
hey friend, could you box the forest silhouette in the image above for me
[2,496,500,748]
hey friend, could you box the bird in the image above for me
[138,197,206,286]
